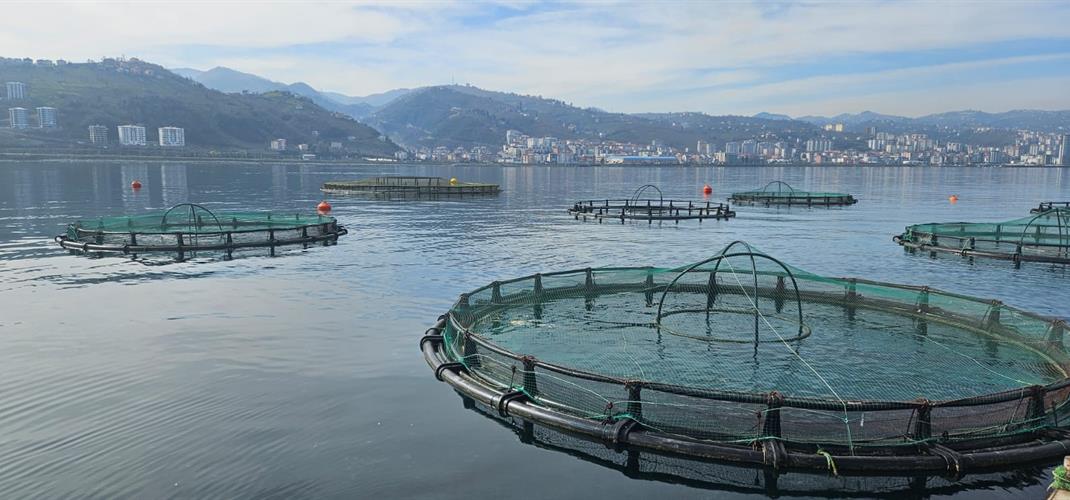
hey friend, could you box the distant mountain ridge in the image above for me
[171,66,411,118]
[773,109,1069,132]
[366,85,827,149]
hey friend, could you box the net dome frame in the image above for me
[55,203,347,261]
[894,207,1070,266]
[421,242,1070,475]
[728,181,857,207]
[568,185,735,224]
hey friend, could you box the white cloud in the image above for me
[1,0,1068,114]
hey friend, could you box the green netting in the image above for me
[729,181,857,206]
[897,208,1070,263]
[438,241,1070,449]
[569,184,735,222]
[57,203,344,259]
[70,203,333,234]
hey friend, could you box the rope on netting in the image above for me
[722,257,855,454]
[922,335,1037,386]
[816,449,838,476]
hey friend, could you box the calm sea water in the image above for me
[1,162,1068,498]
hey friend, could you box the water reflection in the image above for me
[0,161,1067,498]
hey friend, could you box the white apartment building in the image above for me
[8,107,28,128]
[158,126,185,147]
[88,125,108,145]
[36,107,56,128]
[5,81,26,100]
[117,124,147,146]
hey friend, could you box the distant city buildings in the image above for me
[36,107,56,128]
[270,138,287,151]
[88,125,108,145]
[157,126,185,147]
[117,124,146,146]
[5,81,26,100]
[8,107,28,128]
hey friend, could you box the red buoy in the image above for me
[949,195,959,204]
[131,180,142,190]
[703,184,713,195]
[317,201,332,213]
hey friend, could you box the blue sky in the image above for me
[2,1,1069,117]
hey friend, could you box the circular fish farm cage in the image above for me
[1032,201,1070,214]
[421,242,1070,475]
[55,203,346,261]
[568,185,735,224]
[321,176,500,198]
[894,208,1070,265]
[729,181,857,207]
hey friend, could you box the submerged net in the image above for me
[58,203,344,259]
[897,208,1070,264]
[729,181,856,206]
[438,241,1070,451]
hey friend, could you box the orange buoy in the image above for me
[949,195,959,204]
[131,180,142,190]
[317,201,331,213]
[703,184,713,195]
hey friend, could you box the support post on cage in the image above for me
[644,271,655,306]
[845,278,858,319]
[533,273,544,300]
[774,275,785,313]
[1047,320,1067,351]
[585,268,594,290]
[706,270,717,311]
[521,356,538,398]
[912,399,932,442]
[175,232,184,261]
[626,381,643,420]
[1027,385,1046,423]
[491,281,502,303]
[761,391,783,442]
[268,228,276,257]
[917,287,930,314]
[225,232,233,260]
[983,300,1003,331]
[462,331,481,368]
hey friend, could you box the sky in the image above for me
[2,0,1070,117]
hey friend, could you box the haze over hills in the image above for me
[171,66,411,119]
[0,58,399,155]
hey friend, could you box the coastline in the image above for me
[0,152,1064,168]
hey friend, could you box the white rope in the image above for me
[721,258,855,448]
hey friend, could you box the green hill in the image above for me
[0,57,399,156]
[366,85,827,150]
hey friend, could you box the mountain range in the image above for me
[175,65,1067,151]
[2,58,1064,155]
